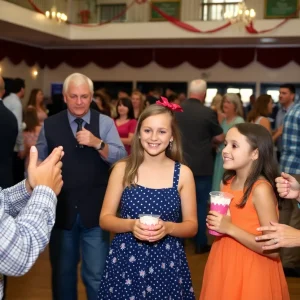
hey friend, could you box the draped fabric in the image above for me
[1,40,300,69]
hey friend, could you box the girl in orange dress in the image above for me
[201,123,289,300]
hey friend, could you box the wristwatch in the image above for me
[95,140,105,151]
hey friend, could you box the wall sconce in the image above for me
[0,66,2,74]
[32,70,38,78]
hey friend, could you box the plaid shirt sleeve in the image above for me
[2,180,31,217]
[0,184,57,278]
[281,103,300,174]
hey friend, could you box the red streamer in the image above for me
[27,0,299,34]
[73,0,137,27]
[151,3,232,33]
[27,0,44,14]
[245,7,300,34]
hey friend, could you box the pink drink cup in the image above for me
[208,192,233,237]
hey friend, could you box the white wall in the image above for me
[1,56,299,101]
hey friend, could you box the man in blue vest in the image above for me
[36,73,126,300]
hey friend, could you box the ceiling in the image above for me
[2,20,300,49]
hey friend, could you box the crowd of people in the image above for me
[0,73,299,300]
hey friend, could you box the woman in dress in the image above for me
[212,93,244,191]
[23,107,42,169]
[247,94,273,134]
[114,97,137,155]
[201,123,289,300]
[131,90,145,119]
[27,89,48,124]
[97,97,197,299]
[90,92,112,117]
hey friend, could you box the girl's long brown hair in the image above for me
[120,104,183,187]
[24,107,40,132]
[223,123,280,208]
[27,89,46,112]
[247,94,271,123]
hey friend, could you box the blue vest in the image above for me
[44,109,109,229]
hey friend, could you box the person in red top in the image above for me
[114,97,137,155]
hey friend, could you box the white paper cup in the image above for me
[139,214,160,225]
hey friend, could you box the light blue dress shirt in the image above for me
[36,110,127,164]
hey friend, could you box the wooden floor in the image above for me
[6,240,300,300]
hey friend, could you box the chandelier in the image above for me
[45,6,68,22]
[224,1,256,25]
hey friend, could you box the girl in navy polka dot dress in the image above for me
[97,98,197,299]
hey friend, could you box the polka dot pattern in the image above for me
[97,162,195,299]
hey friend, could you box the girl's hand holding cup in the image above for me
[207,192,233,236]
[206,210,232,235]
[146,220,172,242]
[132,218,154,241]
[137,214,168,242]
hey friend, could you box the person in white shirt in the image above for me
[4,78,26,184]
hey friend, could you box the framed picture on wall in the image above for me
[264,0,299,19]
[150,0,181,21]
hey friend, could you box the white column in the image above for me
[255,82,260,98]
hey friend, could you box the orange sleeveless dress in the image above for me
[200,179,290,300]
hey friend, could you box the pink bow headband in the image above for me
[156,96,183,112]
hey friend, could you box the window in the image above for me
[227,88,253,104]
[201,0,242,21]
[267,90,280,103]
[261,83,300,104]
[206,88,218,105]
[98,4,126,22]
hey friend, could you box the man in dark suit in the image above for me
[0,76,18,188]
[0,76,18,300]
[176,79,224,254]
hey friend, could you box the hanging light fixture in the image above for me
[224,1,256,25]
[45,4,68,22]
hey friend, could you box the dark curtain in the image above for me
[1,39,300,69]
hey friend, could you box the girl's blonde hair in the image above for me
[120,104,183,187]
[131,90,145,117]
[210,94,223,112]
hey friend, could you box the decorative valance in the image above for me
[0,40,299,69]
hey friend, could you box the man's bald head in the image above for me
[0,76,5,99]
